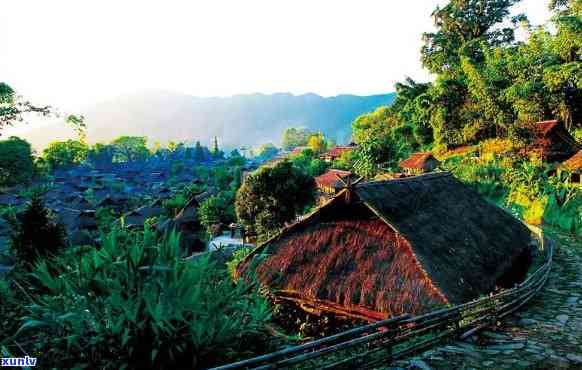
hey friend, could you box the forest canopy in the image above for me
[352,0,581,172]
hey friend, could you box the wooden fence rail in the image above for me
[211,231,553,370]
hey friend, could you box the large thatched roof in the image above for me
[237,172,534,319]
[354,172,533,304]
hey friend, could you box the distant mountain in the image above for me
[17,90,395,150]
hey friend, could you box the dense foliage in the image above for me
[351,0,581,173]
[9,195,66,267]
[444,140,581,235]
[282,127,312,150]
[43,140,89,169]
[1,227,271,369]
[235,160,315,239]
[0,136,34,186]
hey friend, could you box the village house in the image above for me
[289,146,309,156]
[320,143,357,163]
[315,169,354,195]
[527,120,580,162]
[399,152,440,176]
[236,172,535,321]
[562,150,582,183]
[160,197,206,254]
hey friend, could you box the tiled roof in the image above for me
[399,153,439,169]
[322,146,355,159]
[563,150,582,172]
[315,169,353,189]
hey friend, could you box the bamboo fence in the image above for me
[212,228,552,370]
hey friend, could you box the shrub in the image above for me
[15,227,272,369]
[95,207,117,233]
[10,195,66,266]
[162,193,188,217]
[226,247,253,278]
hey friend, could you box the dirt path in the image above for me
[397,230,582,369]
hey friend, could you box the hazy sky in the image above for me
[1,0,552,112]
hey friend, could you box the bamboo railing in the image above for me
[212,230,552,370]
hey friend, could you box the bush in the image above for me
[10,195,66,266]
[226,247,253,278]
[14,226,272,369]
[198,192,236,235]
[162,193,188,217]
[95,207,117,233]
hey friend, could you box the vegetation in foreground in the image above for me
[1,226,272,369]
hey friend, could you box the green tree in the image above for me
[212,136,224,159]
[0,82,51,133]
[228,149,246,166]
[282,127,312,150]
[255,143,279,160]
[307,133,328,154]
[111,136,149,162]
[10,195,66,266]
[194,141,205,161]
[420,0,527,147]
[43,140,89,169]
[198,192,236,235]
[66,114,87,143]
[235,160,315,238]
[421,0,523,75]
[0,136,34,186]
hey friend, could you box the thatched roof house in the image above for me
[236,172,534,321]
[529,120,580,162]
[399,153,440,175]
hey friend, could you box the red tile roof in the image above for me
[315,169,353,189]
[322,146,355,159]
[399,153,439,170]
[563,150,582,172]
[535,120,560,136]
[290,146,309,155]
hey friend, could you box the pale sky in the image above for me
[1,0,551,113]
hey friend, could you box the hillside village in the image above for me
[1,0,581,369]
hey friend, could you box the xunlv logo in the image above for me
[1,356,37,367]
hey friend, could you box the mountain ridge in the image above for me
[14,90,395,150]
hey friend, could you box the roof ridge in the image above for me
[357,172,451,187]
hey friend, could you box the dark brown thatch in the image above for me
[529,120,580,162]
[237,172,534,320]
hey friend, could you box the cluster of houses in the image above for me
[0,161,208,249]
[237,119,580,322]
[313,120,580,203]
